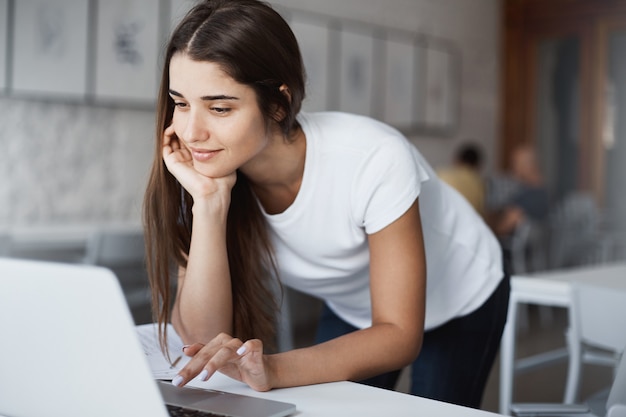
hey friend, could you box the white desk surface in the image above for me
[139,323,505,417]
[186,372,505,417]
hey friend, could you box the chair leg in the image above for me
[564,326,582,403]
[500,293,520,415]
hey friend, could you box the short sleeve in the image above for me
[351,135,429,234]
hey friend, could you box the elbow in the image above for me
[390,325,424,370]
[380,335,421,377]
[171,307,233,345]
[170,309,203,345]
[170,312,193,345]
[403,311,425,363]
[403,332,424,366]
[411,334,424,362]
[374,316,425,370]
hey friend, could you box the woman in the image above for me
[143,0,509,408]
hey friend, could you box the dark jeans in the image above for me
[314,274,510,408]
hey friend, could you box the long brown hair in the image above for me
[143,0,305,353]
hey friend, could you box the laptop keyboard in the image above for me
[166,404,225,417]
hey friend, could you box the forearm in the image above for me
[267,322,422,389]
[172,203,233,344]
[267,203,425,389]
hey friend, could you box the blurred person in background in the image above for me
[486,143,550,273]
[437,142,486,218]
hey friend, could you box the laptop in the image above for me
[0,257,296,417]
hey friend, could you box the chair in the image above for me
[563,283,626,405]
[82,226,151,323]
[509,219,548,275]
[511,342,626,417]
[548,193,613,269]
[510,282,626,417]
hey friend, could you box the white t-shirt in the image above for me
[263,112,503,331]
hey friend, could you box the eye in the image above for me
[211,106,231,114]
[173,101,188,109]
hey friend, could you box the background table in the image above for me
[499,262,626,415]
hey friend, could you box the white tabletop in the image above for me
[186,372,505,417]
[508,262,626,307]
[513,261,626,290]
[138,323,505,417]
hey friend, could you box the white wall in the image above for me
[271,0,503,168]
[0,0,501,227]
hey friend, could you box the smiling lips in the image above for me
[190,147,220,162]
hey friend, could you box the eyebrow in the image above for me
[168,89,239,101]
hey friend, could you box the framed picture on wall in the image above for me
[289,14,330,112]
[0,0,7,93]
[411,42,427,127]
[338,26,376,117]
[93,0,160,104]
[382,34,416,128]
[11,0,89,98]
[424,45,457,132]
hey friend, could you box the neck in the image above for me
[241,127,306,215]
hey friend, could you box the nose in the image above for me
[182,110,209,144]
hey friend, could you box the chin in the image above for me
[193,162,228,179]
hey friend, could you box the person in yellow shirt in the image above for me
[437,142,486,218]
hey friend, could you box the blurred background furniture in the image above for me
[563,283,626,410]
[4,224,92,263]
[548,193,616,269]
[510,341,626,417]
[508,219,548,275]
[500,263,626,415]
[82,225,151,324]
[1,223,150,323]
[496,191,624,276]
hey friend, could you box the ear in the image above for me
[279,84,292,102]
[273,84,291,122]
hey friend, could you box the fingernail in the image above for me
[182,345,190,353]
[236,345,247,355]
[199,370,209,381]
[171,375,184,387]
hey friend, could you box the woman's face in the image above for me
[168,53,270,178]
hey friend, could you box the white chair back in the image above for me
[565,282,626,404]
[573,284,626,353]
